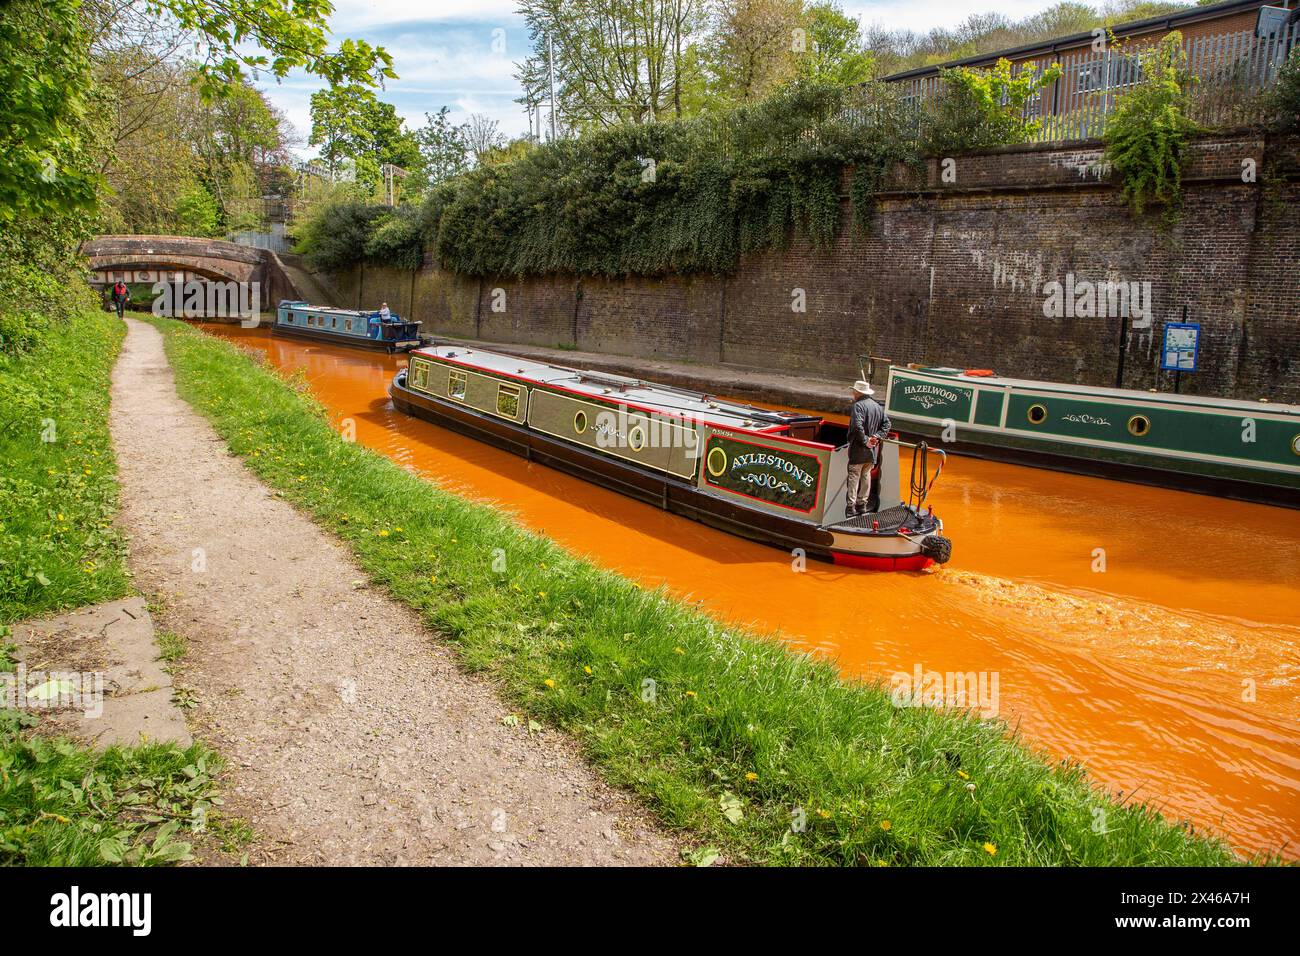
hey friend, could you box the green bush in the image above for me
[363,204,424,270]
[301,65,1102,280]
[173,181,221,238]
[1269,49,1300,132]
[293,198,389,271]
[1104,33,1200,215]
[0,215,98,357]
[423,81,927,278]
[921,57,1061,155]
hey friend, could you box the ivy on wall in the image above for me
[1103,33,1201,216]
[296,72,1060,279]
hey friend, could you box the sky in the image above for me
[263,0,1074,160]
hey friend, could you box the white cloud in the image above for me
[326,1,521,32]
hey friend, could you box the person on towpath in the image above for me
[110,281,130,319]
[847,379,890,517]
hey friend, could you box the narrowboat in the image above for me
[390,346,952,571]
[273,299,421,352]
[882,364,1300,507]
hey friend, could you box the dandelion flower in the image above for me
[543,678,556,689]
[956,769,970,780]
[583,666,592,675]
[684,690,697,698]
[983,843,997,856]
[673,647,685,655]
[745,772,758,782]
[880,820,892,831]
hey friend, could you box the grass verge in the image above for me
[153,316,1246,866]
[0,310,218,866]
[0,310,129,621]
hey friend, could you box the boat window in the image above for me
[573,410,588,434]
[448,370,467,401]
[1027,403,1048,425]
[496,384,521,419]
[1127,414,1151,438]
[411,361,429,390]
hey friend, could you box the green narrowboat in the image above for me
[882,364,1300,507]
[390,346,953,571]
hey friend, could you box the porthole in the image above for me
[706,445,728,478]
[1027,403,1048,426]
[628,424,647,452]
[1290,434,1300,457]
[573,410,588,434]
[1127,414,1151,438]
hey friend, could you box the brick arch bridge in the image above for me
[81,235,308,312]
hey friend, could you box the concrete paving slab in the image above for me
[9,596,192,747]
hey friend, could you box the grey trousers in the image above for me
[847,462,872,511]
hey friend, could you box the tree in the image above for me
[703,0,804,104]
[0,0,99,223]
[411,108,470,186]
[799,2,874,86]
[516,0,705,129]
[123,0,394,95]
[1,0,393,230]
[309,86,420,182]
[465,114,506,161]
[174,181,221,236]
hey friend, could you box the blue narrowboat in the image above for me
[273,300,421,352]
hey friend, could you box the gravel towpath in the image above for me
[109,317,678,865]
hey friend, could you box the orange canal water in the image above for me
[205,325,1300,858]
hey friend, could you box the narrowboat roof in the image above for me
[411,344,822,433]
[897,366,1300,416]
[278,300,384,317]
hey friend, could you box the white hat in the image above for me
[852,380,874,396]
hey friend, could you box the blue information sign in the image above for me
[1161,322,1200,372]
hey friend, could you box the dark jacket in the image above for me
[848,396,890,465]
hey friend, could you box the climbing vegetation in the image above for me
[299,65,1075,279]
[921,57,1063,155]
[1268,49,1300,132]
[1104,33,1201,215]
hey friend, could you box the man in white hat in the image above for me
[847,379,891,517]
